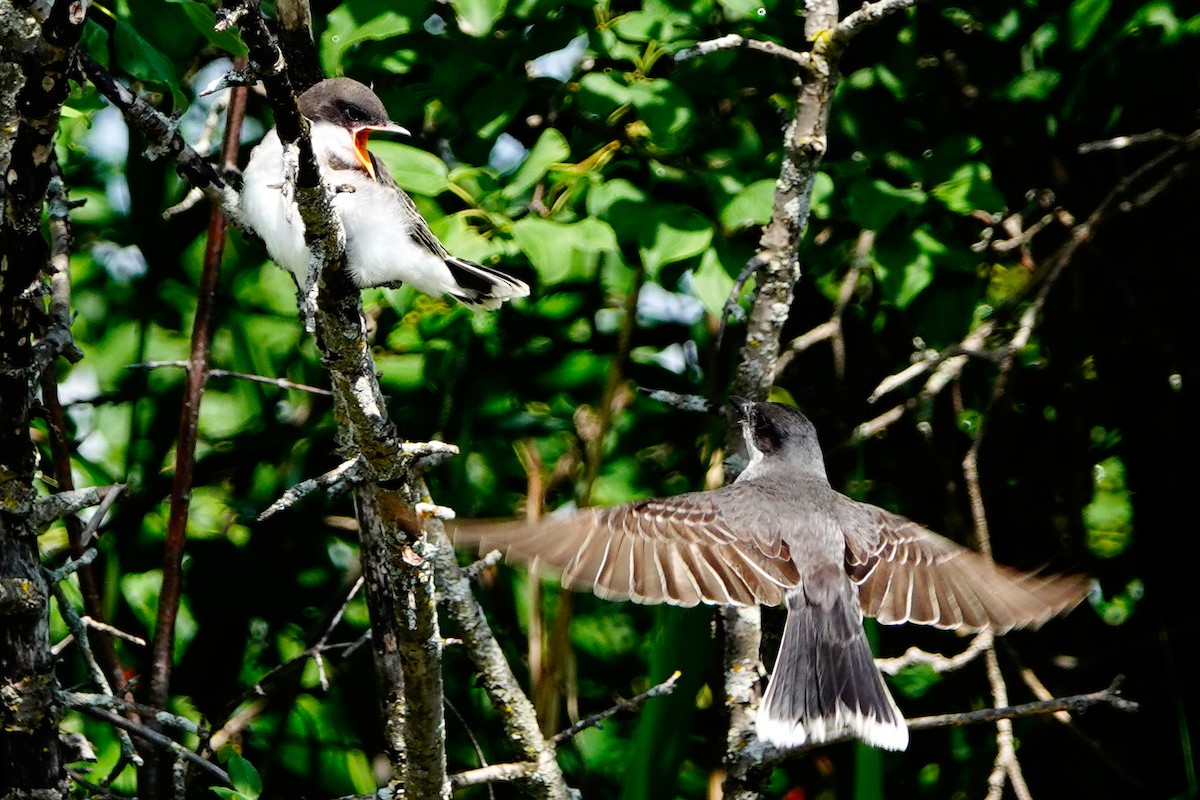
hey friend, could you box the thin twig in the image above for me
[876,630,994,676]
[70,705,230,785]
[127,360,333,396]
[258,457,364,520]
[550,670,682,745]
[674,34,809,67]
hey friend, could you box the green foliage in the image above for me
[43,0,1198,796]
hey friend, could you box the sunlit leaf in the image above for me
[1069,0,1112,49]
[320,0,413,75]
[452,0,508,36]
[637,205,713,276]
[371,142,450,196]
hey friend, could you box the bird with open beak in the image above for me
[240,77,529,309]
[455,398,1091,751]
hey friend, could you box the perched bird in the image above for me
[240,77,529,309]
[455,398,1090,751]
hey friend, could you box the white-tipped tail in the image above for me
[757,587,909,752]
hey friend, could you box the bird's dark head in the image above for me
[299,78,395,129]
[730,397,827,478]
[298,78,409,179]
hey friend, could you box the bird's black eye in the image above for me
[340,102,365,124]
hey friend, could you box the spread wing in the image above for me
[453,485,801,607]
[844,504,1090,632]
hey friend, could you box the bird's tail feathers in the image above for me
[757,588,908,751]
[445,256,530,310]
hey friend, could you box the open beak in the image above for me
[352,121,411,180]
[729,395,753,420]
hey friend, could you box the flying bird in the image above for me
[240,77,529,309]
[455,398,1090,751]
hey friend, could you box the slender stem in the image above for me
[144,69,247,797]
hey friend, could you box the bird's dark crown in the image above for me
[298,78,392,129]
[731,398,824,472]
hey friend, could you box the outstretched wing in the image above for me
[454,485,801,607]
[844,504,1090,632]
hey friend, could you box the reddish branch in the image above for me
[143,67,248,796]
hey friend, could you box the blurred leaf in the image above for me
[166,0,247,57]
[637,206,713,276]
[571,612,638,660]
[691,249,735,317]
[872,234,934,309]
[1006,68,1061,101]
[120,570,197,662]
[931,163,1006,214]
[1069,0,1112,49]
[511,216,617,284]
[846,179,926,231]
[717,0,770,21]
[371,142,450,196]
[503,128,571,200]
[227,752,263,800]
[720,179,775,232]
[452,0,508,36]
[320,0,413,75]
[113,20,178,90]
[810,171,834,219]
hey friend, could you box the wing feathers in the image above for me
[453,487,799,607]
[850,506,1090,632]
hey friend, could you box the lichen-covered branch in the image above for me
[432,538,575,800]
[79,55,239,222]
[0,0,89,790]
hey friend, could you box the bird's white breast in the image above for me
[240,123,456,294]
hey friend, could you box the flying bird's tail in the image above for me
[757,585,908,751]
[445,256,530,310]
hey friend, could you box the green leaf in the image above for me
[626,78,695,150]
[577,72,635,119]
[120,571,197,662]
[370,142,450,196]
[113,20,178,89]
[845,179,926,231]
[209,789,251,800]
[464,77,526,140]
[690,249,734,317]
[719,179,774,232]
[1006,68,1061,101]
[511,217,617,284]
[1069,0,1112,49]
[227,753,263,800]
[587,179,648,242]
[931,162,1006,214]
[166,0,247,57]
[717,0,770,21]
[637,206,713,276]
[872,234,935,309]
[320,0,413,75]
[503,128,570,200]
[451,0,508,36]
[810,171,834,219]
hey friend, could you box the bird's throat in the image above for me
[353,129,375,179]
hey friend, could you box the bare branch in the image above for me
[30,484,125,532]
[876,630,994,676]
[550,670,682,745]
[433,534,575,799]
[834,0,924,47]
[69,705,229,785]
[674,34,809,67]
[258,457,364,521]
[128,360,333,397]
[79,55,240,222]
